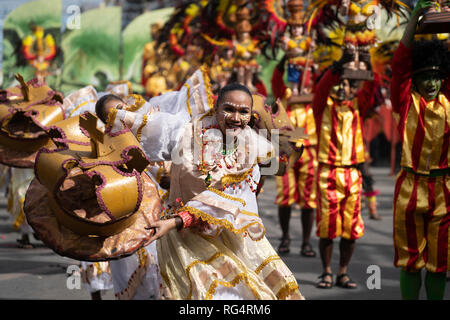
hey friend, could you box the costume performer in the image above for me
[312,50,377,289]
[100,71,304,299]
[390,0,450,300]
[271,61,318,257]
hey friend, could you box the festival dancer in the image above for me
[312,50,378,289]
[99,77,305,300]
[390,0,450,300]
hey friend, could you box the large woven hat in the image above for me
[0,74,65,168]
[24,112,161,261]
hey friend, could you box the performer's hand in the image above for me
[411,0,434,17]
[340,48,355,65]
[145,217,181,244]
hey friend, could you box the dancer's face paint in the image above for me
[330,79,352,101]
[414,70,442,101]
[215,90,252,137]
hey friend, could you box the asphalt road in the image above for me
[0,166,448,300]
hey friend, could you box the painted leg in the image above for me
[317,238,333,288]
[425,271,446,300]
[400,269,422,300]
[300,208,316,257]
[277,205,291,254]
[336,238,357,288]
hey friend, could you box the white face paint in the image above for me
[215,90,252,137]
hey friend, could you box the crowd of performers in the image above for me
[0,0,449,300]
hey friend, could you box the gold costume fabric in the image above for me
[393,169,450,273]
[316,164,364,240]
[275,146,317,209]
[317,98,365,167]
[275,104,318,208]
[393,92,450,175]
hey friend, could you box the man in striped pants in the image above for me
[312,50,377,289]
[390,0,450,300]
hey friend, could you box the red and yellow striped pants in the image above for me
[316,163,364,240]
[275,146,317,209]
[393,169,450,273]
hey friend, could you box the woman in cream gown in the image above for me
[104,70,304,300]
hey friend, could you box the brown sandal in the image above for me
[335,273,357,289]
[317,272,333,289]
[300,242,317,257]
[277,237,291,254]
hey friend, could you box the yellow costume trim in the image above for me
[136,114,148,143]
[254,255,281,274]
[93,262,103,276]
[221,168,253,186]
[277,282,300,300]
[206,186,246,206]
[184,83,193,117]
[12,198,25,230]
[179,206,265,240]
[205,272,261,300]
[241,210,259,218]
[200,65,215,109]
[125,94,145,112]
[106,108,118,127]
[68,99,97,117]
[185,252,261,300]
[137,247,148,267]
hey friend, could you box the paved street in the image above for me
[0,166,448,300]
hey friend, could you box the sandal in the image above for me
[317,272,333,289]
[277,237,291,254]
[300,242,317,257]
[16,238,34,249]
[335,273,357,289]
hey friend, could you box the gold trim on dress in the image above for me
[205,272,262,300]
[136,114,148,143]
[221,168,253,186]
[200,65,214,109]
[254,255,281,274]
[184,83,193,117]
[125,94,145,112]
[179,206,265,240]
[185,252,261,300]
[276,282,301,300]
[206,186,246,206]
[69,99,97,117]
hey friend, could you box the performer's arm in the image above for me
[400,0,433,49]
[271,57,287,100]
[312,68,339,117]
[113,109,186,162]
[312,50,354,116]
[357,74,379,118]
[390,42,413,115]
